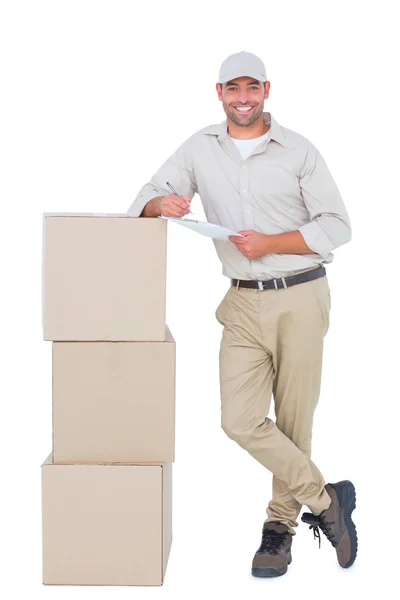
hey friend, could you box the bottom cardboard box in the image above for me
[41,454,172,586]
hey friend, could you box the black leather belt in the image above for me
[231,266,326,291]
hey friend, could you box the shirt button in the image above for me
[243,189,247,192]
[243,165,247,169]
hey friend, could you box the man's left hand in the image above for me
[228,230,270,260]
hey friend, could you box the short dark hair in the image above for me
[220,81,266,91]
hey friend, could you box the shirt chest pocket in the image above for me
[259,164,300,198]
[254,164,308,218]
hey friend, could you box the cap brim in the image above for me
[219,70,267,84]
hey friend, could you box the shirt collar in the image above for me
[203,111,287,148]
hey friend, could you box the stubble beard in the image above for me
[225,101,264,127]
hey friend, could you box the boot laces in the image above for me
[259,526,288,554]
[308,515,336,549]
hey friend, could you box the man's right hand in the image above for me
[159,194,192,218]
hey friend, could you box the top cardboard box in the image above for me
[42,213,167,341]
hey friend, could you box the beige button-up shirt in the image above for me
[126,111,351,280]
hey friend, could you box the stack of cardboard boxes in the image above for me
[41,213,175,586]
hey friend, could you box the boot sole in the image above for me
[330,480,358,568]
[251,555,292,577]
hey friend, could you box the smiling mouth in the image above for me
[234,106,255,114]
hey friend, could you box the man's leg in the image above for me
[216,281,331,535]
[264,275,332,534]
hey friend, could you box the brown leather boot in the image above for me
[251,521,293,577]
[301,480,358,568]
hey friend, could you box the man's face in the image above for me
[217,76,270,127]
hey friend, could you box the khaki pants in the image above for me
[215,269,332,535]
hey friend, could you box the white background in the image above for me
[1,0,398,597]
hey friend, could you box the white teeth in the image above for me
[235,106,253,112]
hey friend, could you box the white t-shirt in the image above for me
[229,131,270,161]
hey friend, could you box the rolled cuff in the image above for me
[298,221,334,259]
[126,187,163,217]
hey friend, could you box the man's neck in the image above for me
[227,113,270,140]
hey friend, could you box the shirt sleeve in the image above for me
[297,143,352,258]
[126,136,197,217]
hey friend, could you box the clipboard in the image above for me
[158,216,245,241]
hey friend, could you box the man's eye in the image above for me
[227,86,259,91]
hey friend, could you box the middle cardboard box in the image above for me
[52,325,175,464]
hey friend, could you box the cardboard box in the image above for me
[52,327,175,464]
[42,213,167,341]
[41,454,172,586]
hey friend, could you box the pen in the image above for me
[166,181,193,214]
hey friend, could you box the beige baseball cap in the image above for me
[218,51,267,84]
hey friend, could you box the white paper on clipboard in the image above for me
[158,216,245,241]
